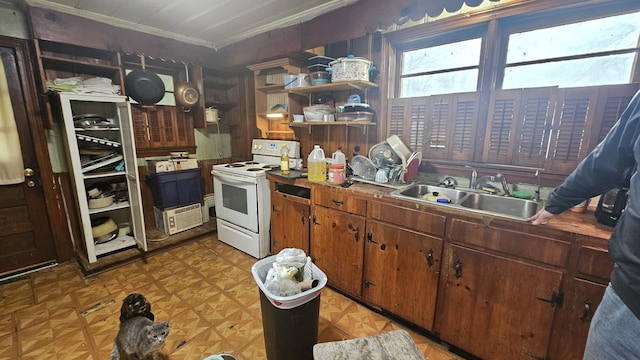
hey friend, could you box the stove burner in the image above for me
[246,168,264,172]
[244,161,259,165]
[263,164,279,169]
[226,163,245,168]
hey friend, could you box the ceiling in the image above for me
[23,0,360,50]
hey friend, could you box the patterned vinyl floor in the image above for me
[0,234,465,360]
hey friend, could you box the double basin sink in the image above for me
[390,184,542,220]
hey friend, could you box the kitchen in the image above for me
[0,0,638,359]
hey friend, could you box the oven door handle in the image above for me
[212,171,257,185]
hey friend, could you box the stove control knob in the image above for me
[255,144,263,150]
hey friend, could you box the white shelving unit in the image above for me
[57,93,146,263]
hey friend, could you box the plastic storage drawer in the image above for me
[146,168,203,209]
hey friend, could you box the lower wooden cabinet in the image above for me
[435,243,563,360]
[363,220,442,331]
[547,278,606,360]
[268,181,613,360]
[311,205,365,298]
[270,186,310,255]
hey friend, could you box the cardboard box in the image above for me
[147,160,175,173]
[172,158,198,170]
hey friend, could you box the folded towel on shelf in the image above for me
[0,57,25,185]
[47,77,121,95]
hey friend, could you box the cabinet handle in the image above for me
[312,215,319,225]
[454,259,462,278]
[272,205,279,213]
[331,199,344,206]
[427,249,434,267]
[536,291,564,308]
[364,279,375,288]
[301,214,306,224]
[367,233,377,244]
[354,227,360,242]
[580,299,593,322]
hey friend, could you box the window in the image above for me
[399,37,483,97]
[502,11,640,89]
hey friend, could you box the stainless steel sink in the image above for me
[391,184,468,204]
[457,193,542,219]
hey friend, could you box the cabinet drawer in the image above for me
[368,200,446,238]
[313,187,366,215]
[449,218,570,267]
[576,246,614,283]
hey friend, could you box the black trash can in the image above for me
[251,256,327,360]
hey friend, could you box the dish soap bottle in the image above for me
[307,145,326,182]
[280,143,290,175]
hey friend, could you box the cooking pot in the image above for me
[175,63,199,108]
[125,54,165,105]
[91,217,118,244]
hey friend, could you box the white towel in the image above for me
[0,57,25,185]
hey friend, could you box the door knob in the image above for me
[24,168,34,177]
[26,180,35,188]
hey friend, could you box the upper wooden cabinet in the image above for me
[130,105,195,156]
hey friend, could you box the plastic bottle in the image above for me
[328,163,345,184]
[331,149,346,168]
[280,144,290,175]
[307,145,326,182]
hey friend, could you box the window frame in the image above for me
[495,6,640,90]
[392,1,640,98]
[394,24,489,98]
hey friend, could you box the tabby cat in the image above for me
[109,317,170,360]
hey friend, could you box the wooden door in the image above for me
[310,206,365,297]
[435,243,562,360]
[546,278,606,360]
[270,191,310,255]
[0,44,56,276]
[363,220,442,331]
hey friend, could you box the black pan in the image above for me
[125,55,165,105]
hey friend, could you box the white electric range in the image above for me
[211,139,301,258]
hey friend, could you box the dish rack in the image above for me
[76,134,121,148]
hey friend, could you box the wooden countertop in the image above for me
[266,173,614,242]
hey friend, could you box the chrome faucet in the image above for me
[465,165,477,189]
[473,175,495,189]
[534,170,542,201]
[495,173,511,196]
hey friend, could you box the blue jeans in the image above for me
[583,284,640,359]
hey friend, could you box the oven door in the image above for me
[212,170,259,233]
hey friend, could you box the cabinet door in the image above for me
[547,279,606,360]
[118,102,146,250]
[435,243,562,360]
[363,220,442,331]
[130,105,195,152]
[311,206,365,297]
[270,192,310,255]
